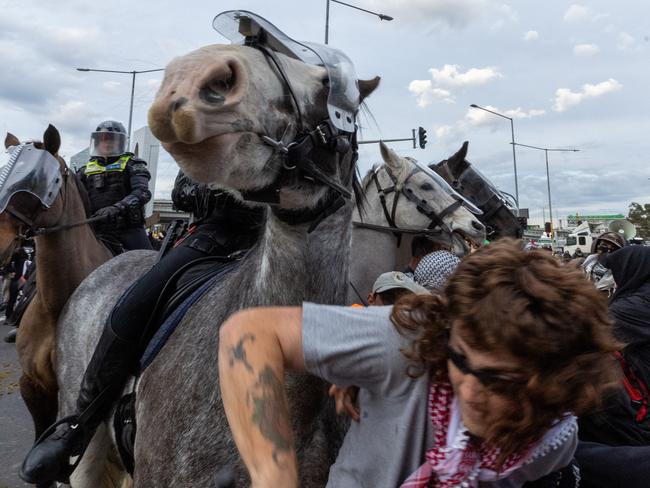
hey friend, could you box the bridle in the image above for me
[5,163,103,240]
[236,35,359,232]
[353,162,465,247]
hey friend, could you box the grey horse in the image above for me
[56,38,379,487]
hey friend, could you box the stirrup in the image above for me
[25,415,89,483]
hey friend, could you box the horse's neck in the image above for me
[347,207,400,304]
[35,180,111,314]
[251,202,352,306]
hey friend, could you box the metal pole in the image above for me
[325,0,330,44]
[127,71,136,150]
[509,118,519,211]
[544,149,554,249]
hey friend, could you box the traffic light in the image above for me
[418,126,427,149]
[544,222,552,235]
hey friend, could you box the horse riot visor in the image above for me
[213,10,360,133]
[0,143,63,218]
[213,10,363,219]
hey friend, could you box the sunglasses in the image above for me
[446,343,527,394]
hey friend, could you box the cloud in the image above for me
[408,80,454,107]
[103,81,123,92]
[523,30,539,41]
[573,43,600,57]
[553,79,623,112]
[465,105,546,127]
[429,64,503,87]
[434,125,456,140]
[358,0,515,29]
[408,65,502,107]
[617,31,636,50]
[563,5,591,23]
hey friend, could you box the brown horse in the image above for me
[2,125,113,443]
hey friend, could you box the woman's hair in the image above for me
[392,238,621,463]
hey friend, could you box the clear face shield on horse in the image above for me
[212,10,360,134]
[0,143,63,226]
[212,11,365,213]
[89,131,127,158]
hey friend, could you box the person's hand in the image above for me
[328,384,360,421]
[93,205,122,222]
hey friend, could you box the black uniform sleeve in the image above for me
[115,157,152,210]
[171,171,197,212]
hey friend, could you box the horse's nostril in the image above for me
[170,97,188,113]
[199,87,226,105]
[472,220,483,230]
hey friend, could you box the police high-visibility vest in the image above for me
[84,154,131,175]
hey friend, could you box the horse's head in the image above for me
[431,142,523,239]
[0,125,70,257]
[360,142,485,255]
[149,12,379,210]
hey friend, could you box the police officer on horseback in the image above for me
[79,120,152,251]
[20,171,264,485]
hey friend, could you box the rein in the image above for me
[30,215,107,237]
[354,164,463,247]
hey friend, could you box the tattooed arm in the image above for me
[218,307,305,488]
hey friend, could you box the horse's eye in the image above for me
[420,182,434,191]
[322,77,330,88]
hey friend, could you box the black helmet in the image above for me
[90,120,127,157]
[95,120,126,134]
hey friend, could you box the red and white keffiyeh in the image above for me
[401,382,576,488]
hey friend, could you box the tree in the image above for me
[627,202,650,240]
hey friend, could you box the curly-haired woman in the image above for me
[218,239,621,487]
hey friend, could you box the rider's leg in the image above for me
[19,241,207,484]
[118,226,153,251]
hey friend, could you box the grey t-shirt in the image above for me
[301,303,577,488]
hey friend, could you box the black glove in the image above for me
[93,205,122,222]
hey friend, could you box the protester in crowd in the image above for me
[5,246,30,321]
[575,245,650,488]
[218,239,620,488]
[414,249,461,291]
[578,246,650,442]
[367,271,428,306]
[581,232,626,295]
[402,236,445,276]
[333,271,428,417]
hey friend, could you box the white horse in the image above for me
[348,142,485,304]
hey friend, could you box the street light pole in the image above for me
[512,142,579,249]
[325,0,393,45]
[76,67,164,148]
[470,104,519,211]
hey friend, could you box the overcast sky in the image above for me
[2,0,649,224]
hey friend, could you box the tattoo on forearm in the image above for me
[228,334,255,373]
[251,366,293,464]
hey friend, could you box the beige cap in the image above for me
[372,271,429,295]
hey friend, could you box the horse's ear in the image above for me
[379,141,402,170]
[5,133,20,149]
[133,142,139,157]
[446,141,470,173]
[358,76,380,103]
[43,125,61,156]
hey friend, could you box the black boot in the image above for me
[20,324,137,484]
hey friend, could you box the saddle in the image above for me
[113,251,243,474]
